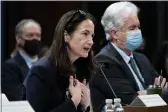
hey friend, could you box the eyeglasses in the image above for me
[65,10,86,30]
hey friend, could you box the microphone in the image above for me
[98,61,126,106]
[93,61,118,112]
[98,62,118,98]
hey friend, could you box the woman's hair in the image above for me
[38,45,49,58]
[47,10,96,81]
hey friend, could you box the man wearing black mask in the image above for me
[2,19,41,101]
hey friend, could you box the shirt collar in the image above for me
[111,42,133,64]
[18,49,38,68]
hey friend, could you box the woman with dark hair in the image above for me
[24,10,96,112]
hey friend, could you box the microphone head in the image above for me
[96,61,110,69]
[95,55,119,69]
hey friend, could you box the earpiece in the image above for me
[64,30,70,44]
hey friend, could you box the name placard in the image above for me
[130,94,167,107]
[2,94,9,104]
[2,101,35,112]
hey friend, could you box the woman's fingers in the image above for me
[82,78,86,85]
[69,76,74,87]
[74,79,80,87]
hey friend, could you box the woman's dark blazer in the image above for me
[24,56,84,112]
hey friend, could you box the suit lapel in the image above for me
[14,52,29,79]
[106,43,139,91]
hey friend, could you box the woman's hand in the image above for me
[69,76,82,108]
[80,79,91,111]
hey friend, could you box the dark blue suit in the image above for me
[2,52,29,101]
[24,56,89,112]
[90,43,159,112]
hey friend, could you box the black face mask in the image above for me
[23,39,41,56]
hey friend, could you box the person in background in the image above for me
[89,2,167,112]
[24,10,96,112]
[2,19,42,101]
[154,41,168,104]
[154,41,168,80]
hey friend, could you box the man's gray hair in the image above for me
[15,19,41,37]
[101,2,139,41]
